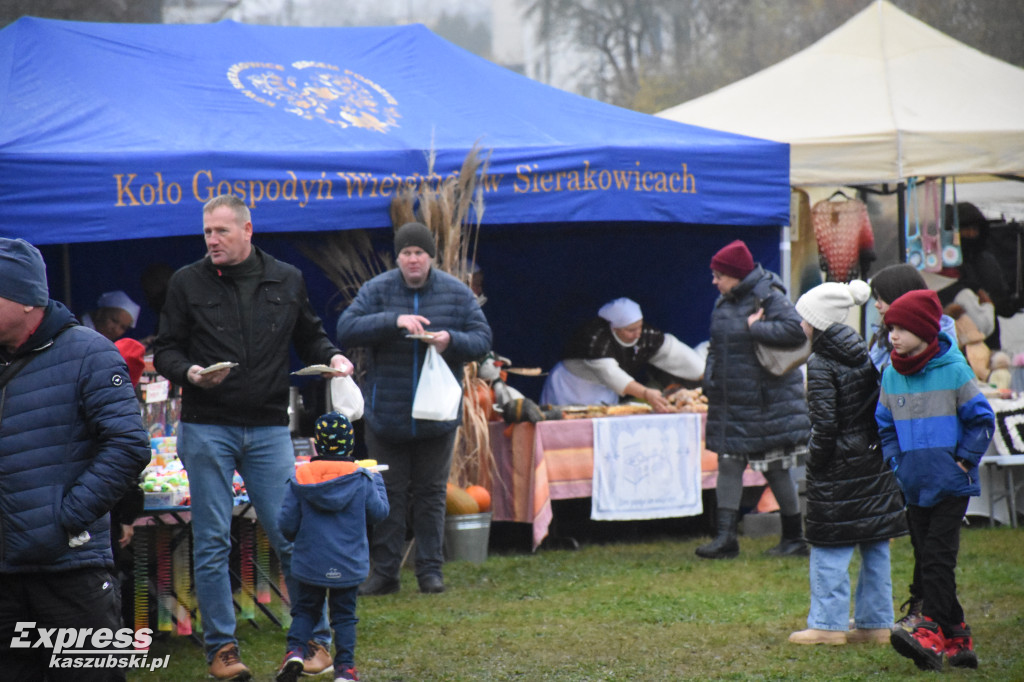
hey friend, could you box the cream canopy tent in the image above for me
[657,0,1024,186]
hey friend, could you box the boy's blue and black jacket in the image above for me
[278,461,389,588]
[875,332,994,508]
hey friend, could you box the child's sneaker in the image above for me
[890,617,945,671]
[946,622,978,669]
[275,650,304,682]
[893,596,923,631]
[334,666,359,681]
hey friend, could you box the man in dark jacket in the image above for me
[154,194,353,681]
[337,222,491,597]
[0,238,150,681]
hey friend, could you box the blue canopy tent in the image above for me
[0,17,790,391]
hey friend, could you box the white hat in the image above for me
[598,298,642,328]
[97,290,140,327]
[796,280,871,332]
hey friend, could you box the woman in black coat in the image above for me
[789,280,908,646]
[698,240,811,559]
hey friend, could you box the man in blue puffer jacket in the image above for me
[337,222,491,596]
[0,238,150,681]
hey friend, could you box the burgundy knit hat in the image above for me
[884,289,942,343]
[710,240,755,279]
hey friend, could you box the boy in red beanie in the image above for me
[875,289,994,671]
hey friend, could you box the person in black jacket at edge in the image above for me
[154,194,354,681]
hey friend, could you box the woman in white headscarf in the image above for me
[540,297,704,412]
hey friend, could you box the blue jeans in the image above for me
[178,422,329,661]
[807,540,894,631]
[288,582,358,670]
[364,428,455,581]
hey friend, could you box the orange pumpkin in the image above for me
[445,482,480,515]
[465,484,491,513]
[468,379,495,421]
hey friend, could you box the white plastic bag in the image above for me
[412,345,462,421]
[330,375,365,421]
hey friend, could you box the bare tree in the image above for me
[525,0,680,105]
[521,0,1024,113]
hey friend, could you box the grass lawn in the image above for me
[129,522,1024,681]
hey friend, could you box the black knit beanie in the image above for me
[394,222,436,258]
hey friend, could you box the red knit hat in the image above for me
[883,289,942,343]
[710,240,755,279]
[115,337,146,388]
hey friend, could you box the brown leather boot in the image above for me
[209,643,252,681]
[302,640,334,676]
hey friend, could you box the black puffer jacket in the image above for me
[703,266,809,456]
[804,323,907,546]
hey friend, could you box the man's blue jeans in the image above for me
[807,540,894,631]
[178,422,329,661]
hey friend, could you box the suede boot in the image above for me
[695,508,740,559]
[765,512,809,557]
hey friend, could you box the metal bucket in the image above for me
[443,512,491,563]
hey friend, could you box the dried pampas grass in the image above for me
[298,229,392,315]
[298,230,392,384]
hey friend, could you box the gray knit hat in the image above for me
[0,238,48,307]
[394,222,436,258]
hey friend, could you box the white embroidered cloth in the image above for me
[591,413,703,521]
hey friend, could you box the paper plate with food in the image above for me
[291,364,347,376]
[198,361,238,375]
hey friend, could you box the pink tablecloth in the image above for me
[489,416,768,550]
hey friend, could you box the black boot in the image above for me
[894,594,924,631]
[695,508,740,559]
[765,513,809,557]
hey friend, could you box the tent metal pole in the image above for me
[780,223,792,299]
[897,182,907,263]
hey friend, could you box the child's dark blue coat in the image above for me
[279,461,389,588]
